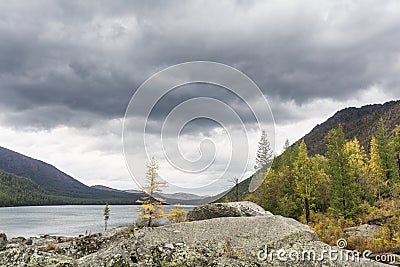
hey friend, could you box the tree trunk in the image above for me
[304,197,310,224]
[235,183,239,202]
[148,210,153,227]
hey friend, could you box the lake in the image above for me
[0,205,194,238]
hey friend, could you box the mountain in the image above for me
[91,185,128,193]
[0,146,143,205]
[303,100,400,155]
[0,169,68,207]
[216,99,400,202]
[156,192,207,201]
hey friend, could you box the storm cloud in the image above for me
[1,0,399,129]
[0,0,399,193]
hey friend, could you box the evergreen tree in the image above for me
[104,203,110,231]
[284,139,290,150]
[137,157,167,227]
[375,118,399,184]
[326,125,361,217]
[391,126,400,178]
[254,130,274,170]
[312,154,331,213]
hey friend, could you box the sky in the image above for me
[0,0,399,195]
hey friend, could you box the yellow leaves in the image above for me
[369,136,386,199]
[141,203,155,213]
[136,157,168,227]
[167,204,187,224]
[293,140,318,199]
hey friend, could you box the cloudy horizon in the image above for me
[1,1,399,195]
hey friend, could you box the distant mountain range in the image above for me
[96,186,211,205]
[0,145,211,207]
[0,146,144,206]
[216,99,400,202]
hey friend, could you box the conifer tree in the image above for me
[344,138,371,202]
[137,157,167,227]
[103,203,110,231]
[369,136,386,200]
[326,125,361,217]
[375,118,399,184]
[294,140,317,223]
[254,130,274,170]
[391,126,400,178]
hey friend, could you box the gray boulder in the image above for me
[78,215,389,266]
[344,224,382,239]
[0,231,6,251]
[187,201,272,221]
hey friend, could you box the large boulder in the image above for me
[187,201,272,221]
[0,231,6,251]
[79,215,389,266]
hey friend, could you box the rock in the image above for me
[187,201,273,221]
[0,231,7,251]
[0,204,393,266]
[164,243,174,249]
[77,216,389,266]
[344,224,382,239]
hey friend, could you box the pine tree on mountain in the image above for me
[254,130,274,170]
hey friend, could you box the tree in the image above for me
[228,176,240,202]
[344,138,371,202]
[137,157,167,227]
[375,118,399,184]
[284,139,290,150]
[293,140,317,224]
[326,125,361,217]
[104,203,110,231]
[312,154,331,213]
[391,126,400,178]
[369,136,386,200]
[254,130,274,170]
[167,205,187,224]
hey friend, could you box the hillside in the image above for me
[217,99,400,202]
[0,169,88,207]
[0,146,143,205]
[303,100,400,155]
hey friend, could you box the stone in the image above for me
[187,201,273,221]
[164,243,174,249]
[344,224,382,239]
[0,231,7,251]
[0,203,393,266]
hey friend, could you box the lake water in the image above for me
[0,205,194,238]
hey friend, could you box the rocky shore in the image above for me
[0,202,398,266]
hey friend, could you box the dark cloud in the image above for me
[0,0,400,131]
